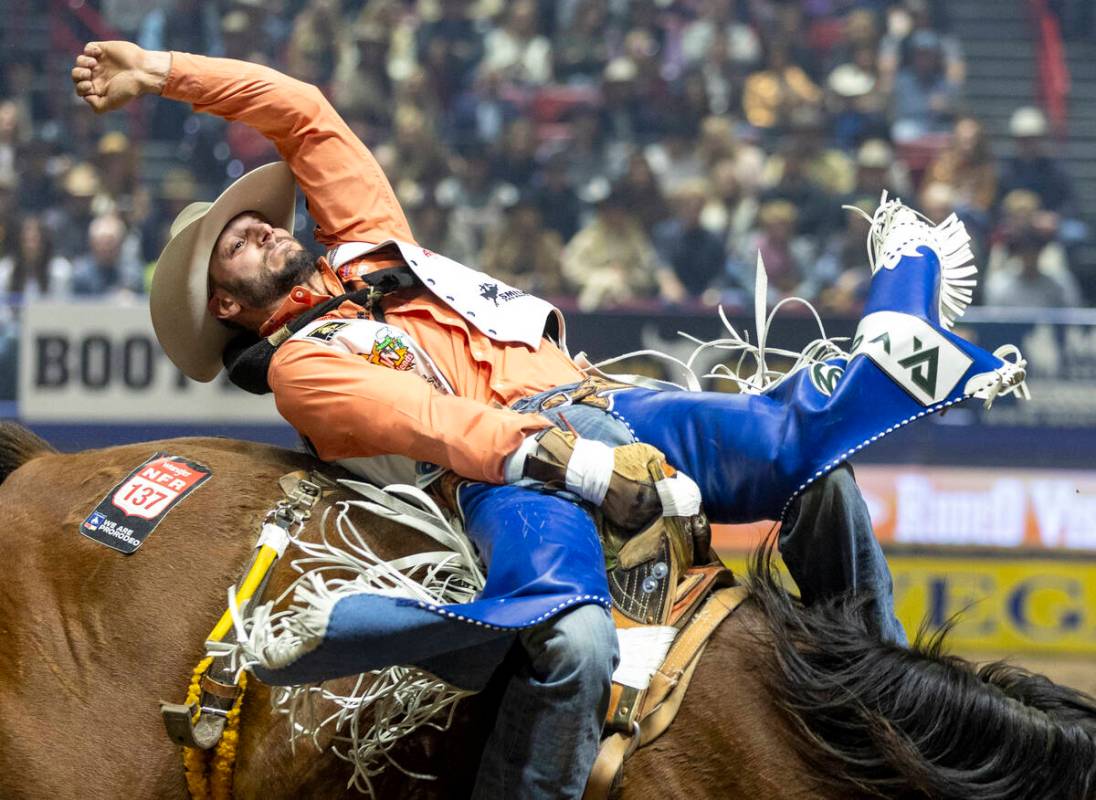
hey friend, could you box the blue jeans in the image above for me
[471,604,617,800]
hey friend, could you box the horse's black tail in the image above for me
[0,422,55,485]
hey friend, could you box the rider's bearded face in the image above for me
[207,211,318,330]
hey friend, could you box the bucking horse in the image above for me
[0,423,1093,799]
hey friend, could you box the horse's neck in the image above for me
[622,602,847,799]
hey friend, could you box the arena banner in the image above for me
[719,551,1096,655]
[712,465,1096,553]
[12,300,1096,440]
[17,302,282,423]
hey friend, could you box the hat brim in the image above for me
[150,161,297,382]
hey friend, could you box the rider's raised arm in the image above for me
[162,51,413,247]
[269,341,551,484]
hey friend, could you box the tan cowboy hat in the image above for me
[150,161,296,382]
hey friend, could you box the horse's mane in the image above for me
[744,538,1096,800]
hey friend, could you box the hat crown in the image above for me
[1010,107,1047,138]
[169,202,212,239]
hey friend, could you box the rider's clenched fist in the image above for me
[70,41,171,114]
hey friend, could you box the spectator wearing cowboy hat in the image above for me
[998,106,1087,248]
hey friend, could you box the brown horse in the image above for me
[0,423,1093,800]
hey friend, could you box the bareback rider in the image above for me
[72,40,1023,800]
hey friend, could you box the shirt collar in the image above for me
[258,257,344,337]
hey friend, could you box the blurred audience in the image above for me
[998,106,1087,246]
[890,30,961,142]
[763,107,854,197]
[70,214,145,297]
[734,200,822,303]
[984,232,1081,308]
[879,0,966,91]
[531,151,583,243]
[700,155,761,257]
[562,182,661,310]
[554,0,613,84]
[653,179,725,303]
[845,139,912,209]
[742,37,823,132]
[480,190,564,295]
[0,0,1086,318]
[817,201,874,314]
[0,215,72,299]
[984,189,1081,307]
[480,0,553,86]
[925,116,996,212]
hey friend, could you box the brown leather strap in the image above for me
[583,644,708,800]
[668,565,734,627]
[638,642,706,747]
[642,585,748,718]
[583,585,749,800]
[581,730,634,800]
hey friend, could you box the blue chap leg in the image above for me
[457,483,611,621]
[458,484,615,799]
[608,386,797,523]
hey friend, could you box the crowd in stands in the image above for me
[0,0,1089,313]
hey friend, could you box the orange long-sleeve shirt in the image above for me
[163,53,582,482]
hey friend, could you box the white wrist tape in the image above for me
[504,434,541,484]
[565,438,615,505]
[655,472,702,518]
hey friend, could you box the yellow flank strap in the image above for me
[183,658,215,800]
[176,473,323,800]
[208,544,282,643]
[180,541,279,800]
[182,654,249,800]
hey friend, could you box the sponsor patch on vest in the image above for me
[308,321,350,342]
[80,452,212,554]
[366,326,416,370]
[478,281,526,307]
[851,311,973,406]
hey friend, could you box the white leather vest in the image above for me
[326,239,567,352]
[289,316,453,487]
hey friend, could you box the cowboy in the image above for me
[72,41,1024,800]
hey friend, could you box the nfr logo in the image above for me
[83,511,107,531]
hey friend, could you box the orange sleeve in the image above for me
[268,340,552,483]
[162,52,413,247]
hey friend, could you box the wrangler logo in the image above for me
[810,363,845,397]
